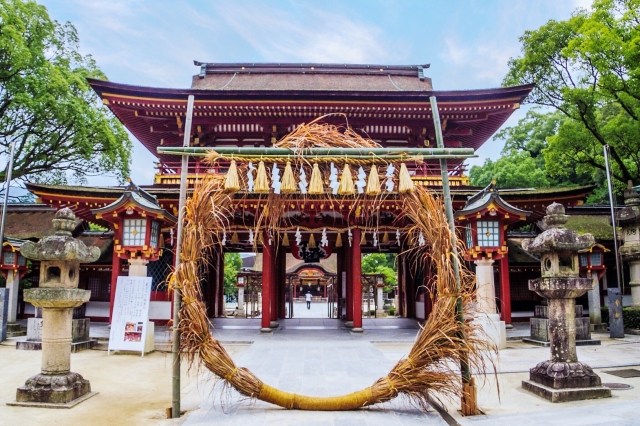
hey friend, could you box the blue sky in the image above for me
[39,0,590,186]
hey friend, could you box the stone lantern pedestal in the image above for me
[617,181,640,307]
[9,208,100,408]
[521,203,611,402]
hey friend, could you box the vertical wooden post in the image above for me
[500,256,512,326]
[278,249,287,319]
[109,255,120,323]
[337,246,344,319]
[430,95,477,416]
[352,228,363,332]
[172,93,195,419]
[261,231,273,332]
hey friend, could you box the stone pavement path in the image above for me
[183,340,447,425]
[463,399,640,426]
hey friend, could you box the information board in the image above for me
[108,276,152,356]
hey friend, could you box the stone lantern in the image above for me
[521,203,611,402]
[616,181,640,306]
[455,182,531,349]
[236,275,246,316]
[12,208,100,407]
[91,181,176,323]
[0,238,29,330]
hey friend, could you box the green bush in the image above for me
[389,307,396,316]
[601,306,640,329]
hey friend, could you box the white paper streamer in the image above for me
[385,163,395,192]
[298,165,308,194]
[356,166,366,194]
[321,228,328,247]
[295,227,302,245]
[248,229,254,245]
[271,163,281,194]
[247,162,256,192]
[329,163,339,195]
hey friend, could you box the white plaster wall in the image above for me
[149,301,171,320]
[86,301,109,318]
[24,303,36,315]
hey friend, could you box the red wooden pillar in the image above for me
[500,256,512,325]
[406,258,416,319]
[398,254,405,317]
[109,255,121,323]
[270,242,278,322]
[352,228,363,331]
[336,246,344,318]
[346,242,353,322]
[261,231,273,330]
[217,252,225,317]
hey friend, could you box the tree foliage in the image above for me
[362,253,397,291]
[223,252,242,296]
[469,109,597,196]
[0,0,131,184]
[502,0,640,191]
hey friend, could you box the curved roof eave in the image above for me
[87,78,534,103]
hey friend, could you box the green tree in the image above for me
[362,253,397,291]
[469,109,595,192]
[503,0,640,192]
[0,0,131,184]
[223,253,242,296]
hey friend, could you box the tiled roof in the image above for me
[191,63,433,92]
[0,205,83,240]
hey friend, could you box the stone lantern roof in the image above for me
[522,203,594,254]
[20,208,100,262]
[616,181,640,225]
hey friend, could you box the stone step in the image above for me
[16,339,98,352]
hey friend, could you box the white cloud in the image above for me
[214,3,391,63]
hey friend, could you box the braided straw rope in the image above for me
[171,120,496,411]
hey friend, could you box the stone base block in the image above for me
[351,328,364,333]
[529,360,602,389]
[7,323,26,338]
[16,372,91,405]
[8,391,98,409]
[25,317,90,344]
[259,328,272,333]
[522,380,611,402]
[17,339,97,352]
[476,314,506,350]
[71,340,97,353]
[344,321,354,328]
[522,338,601,347]
[591,323,608,333]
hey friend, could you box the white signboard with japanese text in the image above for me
[108,276,152,356]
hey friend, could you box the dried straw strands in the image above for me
[171,118,491,412]
[171,178,492,412]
